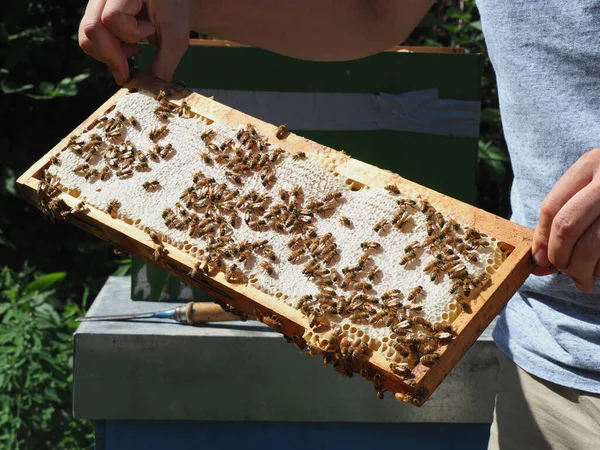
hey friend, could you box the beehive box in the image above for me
[18,72,534,405]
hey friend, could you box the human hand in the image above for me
[532,148,600,291]
[79,0,190,85]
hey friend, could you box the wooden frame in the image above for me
[18,72,534,405]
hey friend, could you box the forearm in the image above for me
[190,0,434,61]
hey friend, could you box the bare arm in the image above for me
[79,0,434,84]
[189,0,435,61]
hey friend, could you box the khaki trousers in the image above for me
[488,352,600,450]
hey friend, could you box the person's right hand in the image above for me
[79,0,191,85]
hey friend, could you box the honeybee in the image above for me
[396,319,413,330]
[458,300,472,313]
[261,173,276,188]
[290,185,303,201]
[147,147,160,163]
[448,264,468,280]
[470,272,488,288]
[374,387,385,400]
[390,362,411,377]
[225,264,242,282]
[262,247,277,261]
[349,340,369,359]
[288,248,306,263]
[462,280,472,298]
[188,261,202,278]
[420,354,440,366]
[413,316,434,331]
[429,322,453,334]
[292,152,307,161]
[84,168,100,181]
[249,219,268,231]
[392,212,412,230]
[324,191,343,203]
[465,252,479,263]
[464,227,482,241]
[154,89,169,102]
[384,184,400,195]
[177,101,191,117]
[349,311,369,324]
[73,163,89,175]
[269,147,285,163]
[373,219,389,233]
[435,332,454,343]
[98,167,111,181]
[369,310,392,327]
[360,241,381,251]
[407,286,425,301]
[355,281,373,293]
[152,244,166,261]
[339,216,352,227]
[275,124,288,139]
[149,125,168,141]
[225,171,243,184]
[142,179,161,191]
[380,290,403,304]
[260,261,274,276]
[200,153,213,165]
[426,223,436,237]
[421,200,434,214]
[470,238,490,249]
[399,250,417,266]
[154,106,171,120]
[50,155,61,166]
[367,268,382,282]
[106,200,121,215]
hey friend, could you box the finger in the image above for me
[122,42,140,58]
[79,0,107,61]
[532,266,559,276]
[80,0,130,84]
[533,151,597,266]
[594,257,600,279]
[101,0,155,44]
[149,0,191,81]
[548,181,600,269]
[566,216,600,292]
[151,31,189,81]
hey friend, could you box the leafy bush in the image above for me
[0,265,93,449]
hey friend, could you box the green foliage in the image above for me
[0,2,121,448]
[0,265,93,449]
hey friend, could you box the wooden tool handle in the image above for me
[183,302,240,323]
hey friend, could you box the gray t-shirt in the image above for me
[477,1,600,392]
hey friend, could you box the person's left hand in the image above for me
[532,147,600,292]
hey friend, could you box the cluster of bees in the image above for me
[59,91,183,188]
[40,88,497,402]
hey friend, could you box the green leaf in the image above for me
[470,20,483,31]
[480,107,501,124]
[479,140,510,162]
[112,259,131,276]
[1,166,17,196]
[0,80,34,94]
[23,273,66,295]
[72,73,90,83]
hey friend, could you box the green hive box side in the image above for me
[132,41,482,301]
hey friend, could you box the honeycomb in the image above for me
[39,88,506,399]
